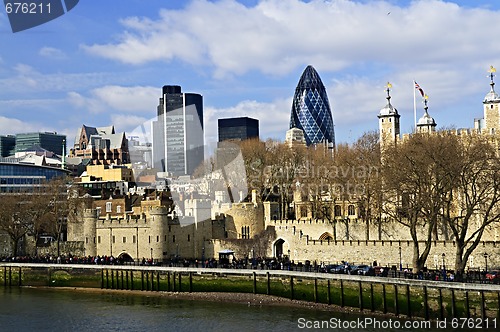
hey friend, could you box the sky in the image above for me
[1,0,500,148]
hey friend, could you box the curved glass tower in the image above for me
[290,65,335,146]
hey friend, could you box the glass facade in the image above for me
[0,135,15,157]
[0,161,68,193]
[15,132,66,155]
[152,85,204,176]
[290,65,335,146]
[218,117,259,142]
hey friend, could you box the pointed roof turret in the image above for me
[484,65,500,103]
[417,95,436,127]
[378,82,399,117]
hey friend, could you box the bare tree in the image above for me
[0,195,30,256]
[382,132,458,273]
[439,134,500,278]
[39,176,71,257]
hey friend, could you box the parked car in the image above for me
[348,265,362,275]
[485,270,500,283]
[330,265,346,274]
[323,264,339,273]
[357,265,375,276]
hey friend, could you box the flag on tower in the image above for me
[414,81,425,98]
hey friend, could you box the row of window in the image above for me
[299,204,357,217]
[87,234,193,244]
[334,205,356,217]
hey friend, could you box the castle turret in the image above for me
[483,66,500,134]
[149,206,169,261]
[83,209,97,257]
[416,95,437,134]
[378,82,400,147]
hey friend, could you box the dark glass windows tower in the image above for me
[152,85,204,176]
[218,117,259,142]
[290,65,335,146]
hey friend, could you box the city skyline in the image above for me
[1,0,500,146]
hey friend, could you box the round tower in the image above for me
[83,209,97,257]
[149,206,169,261]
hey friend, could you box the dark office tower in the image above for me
[152,85,204,176]
[15,132,66,155]
[289,65,335,147]
[0,135,16,157]
[218,117,259,142]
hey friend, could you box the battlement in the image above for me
[95,213,148,227]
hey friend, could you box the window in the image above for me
[334,205,342,217]
[164,235,167,242]
[96,207,101,217]
[117,205,121,213]
[157,235,159,242]
[106,202,112,213]
[123,237,126,243]
[187,234,190,242]
[148,236,151,243]
[85,237,88,244]
[98,236,101,244]
[241,226,250,239]
[348,205,355,216]
[132,235,136,243]
[112,236,115,243]
[173,235,176,243]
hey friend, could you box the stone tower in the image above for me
[378,83,400,147]
[416,96,437,134]
[483,66,500,134]
[83,209,97,257]
[149,206,169,261]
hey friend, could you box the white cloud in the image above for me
[0,116,41,135]
[0,64,124,94]
[204,98,291,143]
[91,86,158,112]
[39,47,68,60]
[82,0,500,78]
[67,85,159,114]
[110,114,149,133]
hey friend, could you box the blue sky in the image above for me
[1,0,500,147]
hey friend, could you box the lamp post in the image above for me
[442,253,446,280]
[399,246,402,271]
[484,253,489,273]
[202,246,205,268]
[251,248,255,269]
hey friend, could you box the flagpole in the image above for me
[413,80,417,132]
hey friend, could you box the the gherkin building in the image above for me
[290,65,335,146]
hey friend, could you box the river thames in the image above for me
[0,287,488,331]
[0,287,365,331]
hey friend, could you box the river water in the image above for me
[0,287,463,331]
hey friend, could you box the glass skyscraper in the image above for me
[152,85,204,176]
[289,65,335,147]
[218,117,259,142]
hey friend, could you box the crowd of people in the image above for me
[0,254,493,283]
